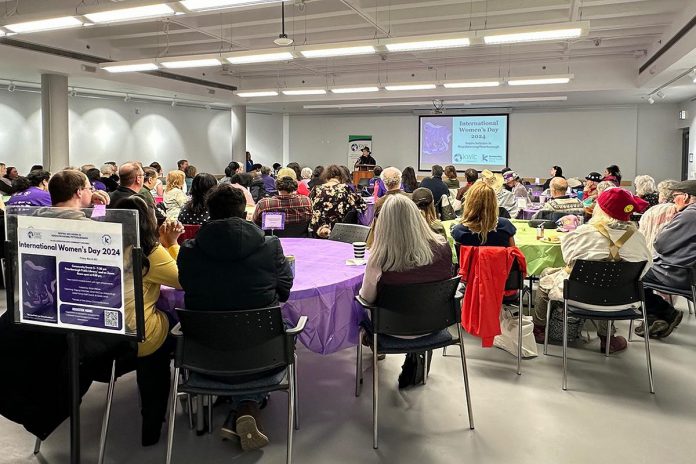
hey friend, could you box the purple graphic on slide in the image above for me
[420,117,453,165]
[21,253,58,323]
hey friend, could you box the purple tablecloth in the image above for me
[358,197,375,226]
[157,238,367,355]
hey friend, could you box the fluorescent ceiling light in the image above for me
[102,63,159,73]
[181,0,287,11]
[330,87,380,94]
[300,46,375,58]
[282,89,327,95]
[227,52,293,64]
[84,4,175,24]
[443,81,500,88]
[384,84,437,91]
[385,37,470,52]
[508,77,571,86]
[235,91,279,97]
[5,16,83,33]
[484,27,582,44]
[303,96,568,109]
[161,58,221,69]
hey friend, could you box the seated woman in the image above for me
[163,170,188,220]
[480,169,519,219]
[229,172,256,206]
[114,196,183,446]
[451,182,516,248]
[309,164,366,238]
[369,166,387,198]
[532,189,652,353]
[444,165,460,188]
[411,187,447,240]
[639,179,678,255]
[359,194,453,387]
[178,173,217,225]
[634,175,659,207]
[6,170,51,207]
[401,166,419,193]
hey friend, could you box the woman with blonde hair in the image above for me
[452,181,516,247]
[163,170,187,220]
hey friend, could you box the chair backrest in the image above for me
[564,259,647,306]
[341,209,360,225]
[329,223,370,243]
[528,219,558,229]
[498,207,511,219]
[175,307,293,377]
[357,178,370,188]
[177,224,202,244]
[504,257,524,291]
[265,220,310,238]
[372,276,461,336]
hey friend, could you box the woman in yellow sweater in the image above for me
[115,195,183,446]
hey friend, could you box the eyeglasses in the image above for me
[82,185,95,192]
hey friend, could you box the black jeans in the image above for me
[642,269,682,322]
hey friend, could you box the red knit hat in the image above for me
[596,188,647,221]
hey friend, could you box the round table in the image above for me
[518,207,542,220]
[157,238,367,355]
[358,196,375,226]
[441,219,566,276]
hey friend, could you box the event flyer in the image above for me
[17,215,125,334]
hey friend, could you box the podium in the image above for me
[353,164,375,186]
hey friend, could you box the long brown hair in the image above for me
[460,182,499,244]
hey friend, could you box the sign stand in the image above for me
[4,206,144,464]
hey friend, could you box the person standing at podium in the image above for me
[354,147,376,168]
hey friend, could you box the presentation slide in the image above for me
[419,114,509,172]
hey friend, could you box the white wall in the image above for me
[679,99,696,180]
[0,91,42,173]
[246,111,283,168]
[289,105,683,183]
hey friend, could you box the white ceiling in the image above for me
[1,0,696,113]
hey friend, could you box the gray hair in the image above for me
[380,166,402,190]
[100,164,113,176]
[301,167,312,179]
[596,181,615,195]
[657,179,677,203]
[369,194,445,272]
[550,177,568,195]
[634,175,657,196]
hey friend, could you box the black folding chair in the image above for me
[551,260,654,393]
[355,276,474,449]
[329,223,370,244]
[166,307,307,464]
[641,263,696,316]
[265,220,311,238]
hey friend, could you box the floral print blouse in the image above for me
[309,181,366,235]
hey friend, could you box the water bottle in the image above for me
[536,223,545,240]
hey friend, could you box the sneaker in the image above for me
[655,310,683,339]
[236,415,269,451]
[533,324,546,344]
[634,320,669,338]
[598,335,628,354]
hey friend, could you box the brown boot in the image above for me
[598,335,628,354]
[235,401,269,451]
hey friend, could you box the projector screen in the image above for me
[418,114,509,172]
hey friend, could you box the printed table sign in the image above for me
[262,212,286,231]
[17,215,126,334]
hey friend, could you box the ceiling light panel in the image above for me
[235,91,279,97]
[84,4,175,24]
[282,89,327,95]
[443,81,500,88]
[181,0,287,12]
[300,46,375,58]
[384,84,437,91]
[161,58,221,69]
[5,16,83,33]
[226,51,293,64]
[507,77,571,86]
[385,37,470,52]
[102,63,159,73]
[484,27,583,45]
[330,87,380,94]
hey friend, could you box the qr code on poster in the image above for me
[104,310,120,328]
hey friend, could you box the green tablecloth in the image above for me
[442,219,566,276]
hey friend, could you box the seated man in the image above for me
[177,184,293,451]
[420,165,450,217]
[456,168,479,201]
[532,176,584,221]
[637,180,696,338]
[252,174,312,229]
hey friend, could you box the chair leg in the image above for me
[355,328,364,397]
[293,353,300,430]
[442,346,447,356]
[423,351,429,385]
[286,364,295,464]
[688,299,694,315]
[456,325,475,430]
[642,303,655,394]
[207,396,213,435]
[186,394,194,430]
[33,437,41,455]
[605,321,612,357]
[166,367,180,464]
[97,360,117,464]
[372,333,379,449]
[517,297,523,375]
[562,300,569,391]
[543,300,551,355]
[628,320,634,342]
[196,395,205,434]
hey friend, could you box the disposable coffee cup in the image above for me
[352,241,367,259]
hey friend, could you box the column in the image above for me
[282,113,290,166]
[231,105,246,166]
[41,74,70,172]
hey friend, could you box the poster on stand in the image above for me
[17,215,126,334]
[347,135,372,166]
